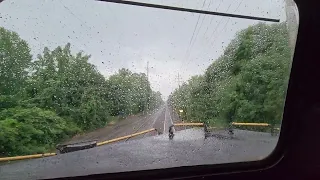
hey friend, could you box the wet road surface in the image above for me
[0,128,278,180]
[0,104,279,179]
[152,104,177,135]
[61,103,182,146]
[64,105,171,144]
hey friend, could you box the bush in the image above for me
[0,107,80,156]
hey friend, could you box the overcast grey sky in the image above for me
[0,0,286,99]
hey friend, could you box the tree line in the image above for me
[0,27,163,156]
[170,23,291,131]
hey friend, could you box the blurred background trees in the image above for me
[0,27,163,156]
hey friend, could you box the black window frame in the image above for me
[59,0,310,179]
[11,0,320,179]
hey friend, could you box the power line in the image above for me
[181,0,243,77]
[189,12,201,50]
[208,3,232,42]
[59,0,92,30]
[97,0,279,87]
[180,1,232,75]
[211,0,243,47]
[189,1,207,47]
[234,0,243,12]
[190,0,208,52]
[183,0,207,72]
[204,0,222,37]
[59,0,117,54]
[58,0,91,51]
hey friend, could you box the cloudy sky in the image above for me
[0,0,286,99]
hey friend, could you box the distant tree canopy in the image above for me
[107,69,162,116]
[170,23,291,129]
[0,27,163,156]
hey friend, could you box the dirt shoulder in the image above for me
[63,114,144,144]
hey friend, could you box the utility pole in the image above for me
[177,73,182,88]
[147,61,149,82]
[146,61,150,112]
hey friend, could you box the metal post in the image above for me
[204,122,210,139]
[228,123,234,135]
[169,125,175,140]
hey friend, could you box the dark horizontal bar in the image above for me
[56,141,97,154]
[97,0,280,22]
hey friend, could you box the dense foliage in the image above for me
[107,69,163,116]
[170,23,291,130]
[0,27,163,156]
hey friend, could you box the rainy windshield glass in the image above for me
[0,0,298,179]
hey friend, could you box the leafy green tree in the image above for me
[107,68,162,116]
[0,26,163,156]
[171,23,291,129]
[0,27,32,96]
[26,44,110,130]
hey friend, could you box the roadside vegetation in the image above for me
[0,22,291,156]
[170,23,291,131]
[0,27,163,157]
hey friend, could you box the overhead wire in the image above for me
[58,0,119,61]
[187,0,206,58]
[92,0,279,85]
[175,1,206,80]
[180,0,243,80]
[188,12,200,50]
[58,0,91,51]
[189,0,209,52]
[204,0,222,37]
[211,0,243,47]
[182,0,207,70]
[208,3,232,43]
[180,1,232,75]
[59,0,92,31]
